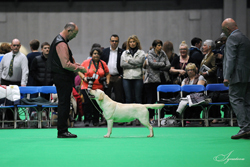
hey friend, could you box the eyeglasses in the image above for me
[93,52,99,55]
[111,40,119,43]
[187,69,195,72]
[179,49,187,51]
[12,44,20,47]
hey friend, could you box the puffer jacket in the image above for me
[144,49,171,83]
[30,54,53,86]
[120,49,145,79]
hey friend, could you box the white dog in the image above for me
[89,89,164,138]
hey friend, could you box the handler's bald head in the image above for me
[221,18,238,37]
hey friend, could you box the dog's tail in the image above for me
[144,103,165,109]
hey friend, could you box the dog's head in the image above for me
[89,89,105,101]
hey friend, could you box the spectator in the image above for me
[122,41,127,50]
[27,39,41,86]
[101,34,125,103]
[0,39,28,86]
[144,39,171,125]
[79,47,110,127]
[200,40,217,84]
[222,18,250,139]
[214,37,227,83]
[87,43,102,59]
[0,43,11,62]
[162,41,178,83]
[48,22,87,138]
[162,41,178,64]
[121,35,145,103]
[120,35,145,125]
[0,39,29,121]
[30,42,53,99]
[170,41,194,85]
[101,34,125,126]
[200,39,219,123]
[166,63,206,121]
[189,37,203,70]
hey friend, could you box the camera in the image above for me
[87,77,96,91]
[99,77,108,89]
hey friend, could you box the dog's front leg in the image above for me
[104,119,113,138]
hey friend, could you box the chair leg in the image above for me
[181,113,184,127]
[158,109,160,127]
[47,109,51,128]
[205,106,211,127]
[38,111,42,129]
[2,109,5,128]
[25,109,30,128]
[14,107,17,129]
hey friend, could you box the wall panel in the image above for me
[0,1,248,63]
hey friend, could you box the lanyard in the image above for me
[88,59,99,73]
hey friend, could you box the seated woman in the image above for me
[167,63,206,120]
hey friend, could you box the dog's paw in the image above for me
[104,135,110,138]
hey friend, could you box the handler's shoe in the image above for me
[57,131,77,138]
[231,130,250,139]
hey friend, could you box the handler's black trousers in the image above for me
[53,73,74,135]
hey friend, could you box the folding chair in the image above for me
[180,85,206,127]
[156,84,181,127]
[205,84,232,126]
[17,86,40,128]
[39,86,58,128]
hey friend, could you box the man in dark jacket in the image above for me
[31,42,53,86]
[27,39,41,86]
[101,34,125,103]
[189,37,203,70]
[30,42,53,99]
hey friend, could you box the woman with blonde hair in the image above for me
[170,41,195,85]
[121,35,145,104]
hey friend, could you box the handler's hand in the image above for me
[79,66,87,73]
[223,79,229,87]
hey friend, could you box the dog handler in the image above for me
[48,22,87,138]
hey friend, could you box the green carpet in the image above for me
[0,127,249,167]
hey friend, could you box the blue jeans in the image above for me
[123,79,143,103]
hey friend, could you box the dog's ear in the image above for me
[98,92,104,101]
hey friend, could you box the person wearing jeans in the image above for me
[120,35,145,125]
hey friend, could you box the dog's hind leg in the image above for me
[104,119,113,138]
[138,118,154,137]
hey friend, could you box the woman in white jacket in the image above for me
[120,35,145,104]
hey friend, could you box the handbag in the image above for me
[172,76,182,85]
[172,62,186,85]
